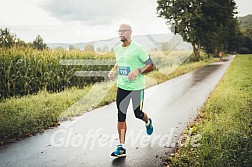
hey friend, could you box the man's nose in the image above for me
[118,32,124,35]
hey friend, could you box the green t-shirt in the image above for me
[114,41,149,90]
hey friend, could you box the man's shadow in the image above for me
[111,157,126,167]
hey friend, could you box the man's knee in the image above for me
[134,108,144,120]
[118,111,126,122]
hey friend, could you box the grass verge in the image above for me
[0,57,216,145]
[168,54,252,166]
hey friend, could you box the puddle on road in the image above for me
[191,64,222,85]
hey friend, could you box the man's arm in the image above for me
[128,56,154,81]
[138,56,154,74]
[138,64,154,74]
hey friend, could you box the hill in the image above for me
[47,34,192,52]
[238,14,252,39]
[238,14,252,30]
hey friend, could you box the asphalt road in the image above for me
[0,56,235,167]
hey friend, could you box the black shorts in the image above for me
[116,87,144,122]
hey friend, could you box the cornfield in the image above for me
[0,46,193,100]
[0,47,115,99]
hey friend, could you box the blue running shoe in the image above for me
[111,145,126,157]
[146,118,153,135]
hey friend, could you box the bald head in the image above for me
[118,23,132,43]
[119,23,132,32]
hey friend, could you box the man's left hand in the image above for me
[128,69,139,81]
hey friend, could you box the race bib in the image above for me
[118,66,130,76]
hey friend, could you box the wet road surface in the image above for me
[0,56,235,167]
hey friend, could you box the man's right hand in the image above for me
[108,64,118,79]
[108,71,115,80]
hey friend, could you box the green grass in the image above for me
[169,54,252,167]
[0,56,216,145]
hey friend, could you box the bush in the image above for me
[238,47,250,54]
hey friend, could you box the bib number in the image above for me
[118,66,130,76]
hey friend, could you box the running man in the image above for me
[108,23,154,157]
[219,51,223,62]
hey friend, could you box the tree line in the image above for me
[237,14,252,54]
[0,28,48,50]
[0,28,110,52]
[157,0,252,59]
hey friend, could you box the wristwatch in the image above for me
[138,68,142,75]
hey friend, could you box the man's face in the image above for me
[118,25,132,42]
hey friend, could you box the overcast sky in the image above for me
[1,0,251,43]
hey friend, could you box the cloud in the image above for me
[235,0,252,16]
[38,0,151,25]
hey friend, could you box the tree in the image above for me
[238,14,252,39]
[33,35,47,50]
[157,0,203,59]
[69,45,75,51]
[84,44,94,51]
[237,15,252,53]
[200,0,238,54]
[0,28,16,48]
[238,35,252,54]
[157,0,238,59]
[15,38,29,48]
